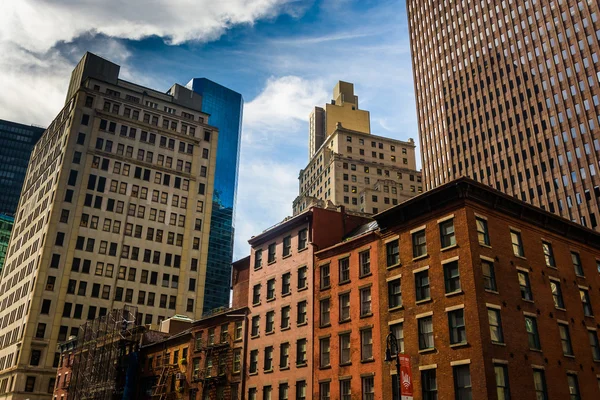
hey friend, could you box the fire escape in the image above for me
[193,332,232,398]
[151,348,185,400]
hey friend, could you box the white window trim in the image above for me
[450,359,471,366]
[445,304,465,312]
[413,265,430,274]
[409,226,426,234]
[437,214,455,224]
[419,364,437,371]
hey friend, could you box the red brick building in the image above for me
[245,207,369,400]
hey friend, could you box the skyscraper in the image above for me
[0,120,45,215]
[186,78,243,313]
[0,52,218,398]
[407,0,600,228]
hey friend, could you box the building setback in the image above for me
[407,0,600,230]
[0,52,218,399]
[0,119,44,216]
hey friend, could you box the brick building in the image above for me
[245,207,369,400]
[312,177,600,399]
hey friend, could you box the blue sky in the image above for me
[0,0,419,258]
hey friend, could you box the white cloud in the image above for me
[0,0,305,54]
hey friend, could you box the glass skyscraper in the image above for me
[187,78,243,313]
[0,119,45,215]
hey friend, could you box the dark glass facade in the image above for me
[0,120,44,215]
[187,78,243,313]
[0,214,14,273]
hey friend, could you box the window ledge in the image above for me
[339,280,351,286]
[267,260,276,266]
[522,299,535,304]
[266,298,276,303]
[281,326,291,332]
[555,307,567,312]
[339,319,352,324]
[298,247,308,253]
[546,265,558,270]
[441,244,458,252]
[254,267,262,271]
[412,254,429,262]
[298,286,308,292]
[297,322,308,327]
[418,348,436,354]
[445,290,463,297]
[252,302,261,307]
[387,263,402,270]
[479,243,492,249]
[564,354,575,359]
[514,255,527,260]
[319,365,332,370]
[576,274,586,279]
[593,359,600,363]
[265,331,275,336]
[296,362,308,368]
[450,342,469,349]
[584,314,595,318]
[320,286,331,291]
[529,348,543,353]
[282,254,292,259]
[360,313,373,319]
[360,272,373,279]
[280,366,290,371]
[339,362,352,367]
[249,372,258,376]
[264,369,274,374]
[492,342,506,346]
[281,292,291,298]
[250,334,260,339]
[361,359,375,364]
[320,323,331,328]
[416,298,432,305]
[484,289,499,294]
[388,306,404,312]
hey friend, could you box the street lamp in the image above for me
[385,332,401,396]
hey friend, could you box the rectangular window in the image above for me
[297,266,307,289]
[279,342,289,368]
[482,260,497,291]
[249,350,258,374]
[421,369,437,400]
[360,287,372,316]
[440,219,456,248]
[476,217,490,245]
[551,280,565,309]
[443,261,461,293]
[510,230,525,257]
[494,364,510,400]
[320,264,331,289]
[266,311,275,333]
[251,316,260,337]
[339,258,350,283]
[360,329,373,361]
[559,323,574,356]
[533,369,548,400]
[361,376,374,400]
[320,298,330,326]
[319,382,330,400]
[412,230,427,257]
[589,330,600,360]
[525,316,541,350]
[418,316,434,350]
[283,236,291,257]
[252,284,261,305]
[388,278,402,309]
[572,252,584,276]
[518,271,533,301]
[282,272,291,295]
[448,309,466,345]
[339,293,350,322]
[298,229,308,249]
[295,380,306,400]
[340,379,351,400]
[415,270,430,301]
[281,306,290,329]
[339,333,351,364]
[387,239,400,266]
[542,242,555,267]
[453,365,472,400]
[580,288,593,316]
[296,339,307,365]
[319,337,330,368]
[359,250,371,276]
[390,323,404,353]
[266,279,275,301]
[297,301,307,325]
[254,249,262,269]
[567,373,580,400]
[487,308,504,344]
[268,243,276,263]
[263,347,273,372]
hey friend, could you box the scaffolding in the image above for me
[67,306,141,400]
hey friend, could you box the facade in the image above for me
[312,177,600,399]
[0,52,218,399]
[0,215,13,273]
[294,126,422,215]
[0,120,44,216]
[186,78,244,314]
[245,207,369,400]
[407,0,600,230]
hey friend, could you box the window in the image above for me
[319,337,330,368]
[440,219,456,248]
[494,364,510,400]
[361,376,374,400]
[580,288,593,316]
[510,230,525,257]
[551,280,565,309]
[252,284,261,305]
[421,369,437,400]
[268,243,276,263]
[319,382,330,400]
[361,329,373,361]
[567,373,580,400]
[360,287,372,316]
[298,229,308,249]
[559,323,574,356]
[282,272,291,295]
[388,278,402,309]
[339,293,350,322]
[390,323,404,353]
[387,239,400,266]
[340,379,351,400]
[525,316,541,350]
[443,261,461,293]
[415,270,430,302]
[412,230,427,257]
[418,316,434,350]
[453,365,472,400]
[30,350,41,366]
[481,259,497,291]
[281,305,291,329]
[297,266,307,289]
[266,311,275,333]
[297,301,307,325]
[542,242,555,267]
[296,339,307,365]
[359,250,371,276]
[589,330,600,360]
[518,271,533,301]
[279,383,289,400]
[248,388,257,400]
[320,298,330,326]
[283,236,291,257]
[320,264,331,289]
[266,279,275,301]
[339,258,350,283]
[533,369,548,400]
[24,376,35,392]
[264,347,273,371]
[254,249,262,269]
[279,342,289,368]
[448,309,466,345]
[487,308,504,344]
[572,252,584,276]
[476,217,490,245]
[251,316,260,337]
[339,333,351,364]
[249,350,258,374]
[296,380,306,400]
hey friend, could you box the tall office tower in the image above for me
[0,52,218,398]
[308,106,326,159]
[0,215,13,273]
[407,0,600,228]
[294,81,422,215]
[186,78,243,313]
[0,120,45,215]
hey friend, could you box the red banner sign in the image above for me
[399,354,414,400]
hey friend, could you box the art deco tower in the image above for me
[407,0,600,228]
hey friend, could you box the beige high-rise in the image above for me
[407,0,600,228]
[0,53,218,399]
[295,81,422,215]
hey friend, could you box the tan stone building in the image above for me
[297,82,422,216]
[407,0,600,229]
[0,52,218,399]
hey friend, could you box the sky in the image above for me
[0,0,419,259]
